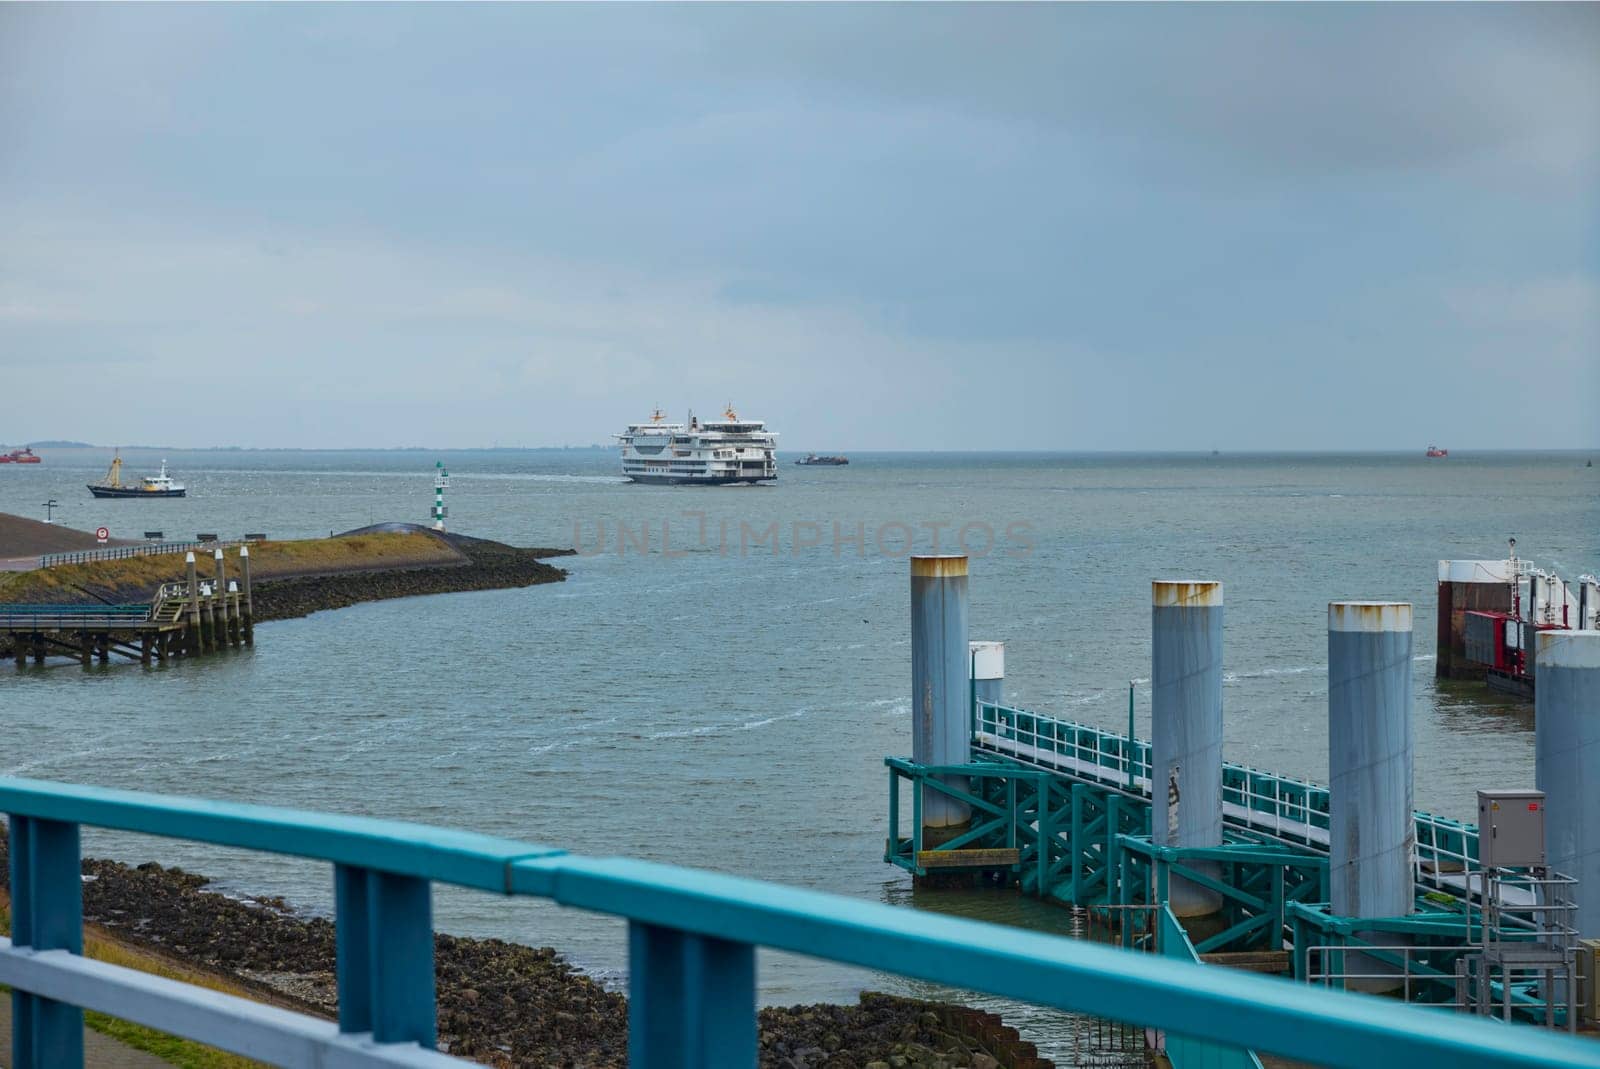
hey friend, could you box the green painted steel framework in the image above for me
[885,699,1576,1028]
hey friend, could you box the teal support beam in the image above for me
[885,765,900,863]
[334,865,374,1035]
[1038,782,1053,895]
[333,865,436,1047]
[1067,784,1083,901]
[628,922,756,1069]
[8,814,84,1069]
[369,872,435,1045]
[1005,776,1017,853]
[1105,794,1125,904]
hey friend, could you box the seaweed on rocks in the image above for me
[759,995,1052,1069]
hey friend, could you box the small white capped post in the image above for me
[970,641,1004,709]
[238,544,254,646]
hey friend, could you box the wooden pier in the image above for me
[1,548,255,667]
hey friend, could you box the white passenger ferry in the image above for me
[617,406,778,484]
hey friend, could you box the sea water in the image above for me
[2,448,1594,1056]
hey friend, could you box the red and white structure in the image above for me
[1437,540,1600,698]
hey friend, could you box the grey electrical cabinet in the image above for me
[1476,789,1546,869]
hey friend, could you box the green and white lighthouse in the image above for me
[432,461,449,531]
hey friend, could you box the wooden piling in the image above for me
[79,632,92,667]
[97,634,109,665]
[140,633,152,666]
[240,545,254,646]
[185,553,203,655]
[206,589,217,651]
[213,550,230,648]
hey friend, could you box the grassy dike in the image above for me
[1,530,473,605]
[0,529,573,649]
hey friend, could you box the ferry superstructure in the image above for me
[617,407,778,485]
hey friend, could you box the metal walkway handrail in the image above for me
[974,700,1492,893]
[2,776,1594,1069]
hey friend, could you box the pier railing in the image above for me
[0,604,154,630]
[974,700,1490,892]
[2,776,1594,1069]
[40,541,242,569]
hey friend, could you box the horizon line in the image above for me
[7,443,1597,456]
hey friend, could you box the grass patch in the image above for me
[0,531,463,605]
[82,1012,263,1069]
[1,890,270,1067]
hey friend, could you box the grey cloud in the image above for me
[677,3,1599,180]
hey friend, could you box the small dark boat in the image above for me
[88,454,186,498]
[795,454,849,466]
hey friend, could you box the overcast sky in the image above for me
[2,3,1596,450]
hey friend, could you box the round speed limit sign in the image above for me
[96,527,109,542]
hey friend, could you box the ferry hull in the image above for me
[88,485,187,498]
[624,473,773,486]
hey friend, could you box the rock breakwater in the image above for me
[250,533,573,623]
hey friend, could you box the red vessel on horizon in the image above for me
[0,447,41,464]
[1426,445,1448,458]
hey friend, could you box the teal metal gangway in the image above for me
[2,775,1595,1069]
[966,700,1484,886]
[887,700,1571,1023]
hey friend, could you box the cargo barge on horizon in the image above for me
[617,406,778,485]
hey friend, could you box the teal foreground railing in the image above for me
[2,777,1596,1069]
[1157,905,1264,1069]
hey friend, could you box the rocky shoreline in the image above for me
[0,832,1051,1068]
[249,532,573,623]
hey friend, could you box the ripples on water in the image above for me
[2,449,1594,1058]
